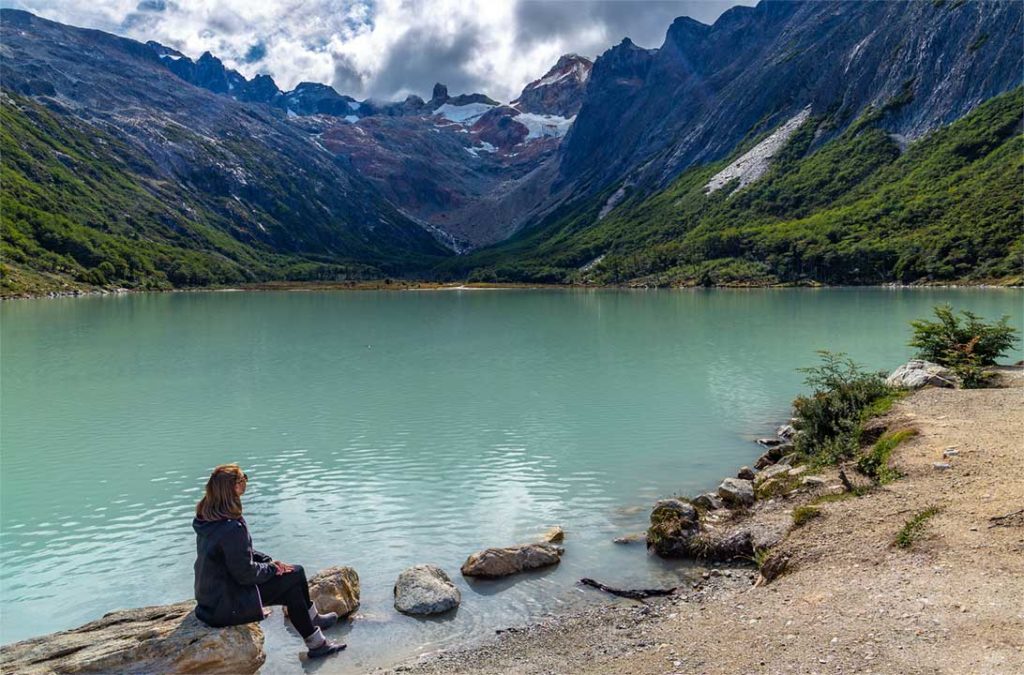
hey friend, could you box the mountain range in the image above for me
[1,1,1021,295]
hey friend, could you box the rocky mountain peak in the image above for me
[512,53,593,117]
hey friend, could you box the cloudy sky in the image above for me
[7,0,752,101]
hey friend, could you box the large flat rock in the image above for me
[461,543,563,578]
[0,601,265,674]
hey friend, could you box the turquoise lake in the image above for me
[1,288,1020,673]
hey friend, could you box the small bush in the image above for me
[792,505,823,527]
[909,305,1020,367]
[751,547,773,569]
[857,429,918,484]
[894,506,941,549]
[792,351,893,463]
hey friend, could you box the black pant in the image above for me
[258,564,315,638]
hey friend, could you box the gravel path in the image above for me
[379,368,1024,675]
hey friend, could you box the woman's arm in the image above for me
[221,524,276,585]
[252,550,273,564]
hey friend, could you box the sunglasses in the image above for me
[237,473,249,482]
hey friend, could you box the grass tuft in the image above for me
[894,506,941,549]
[792,505,823,527]
[857,428,918,484]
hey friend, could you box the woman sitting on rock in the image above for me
[192,463,346,659]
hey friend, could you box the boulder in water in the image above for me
[646,498,701,557]
[394,565,461,615]
[461,543,563,578]
[308,566,360,617]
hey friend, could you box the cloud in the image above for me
[5,0,751,101]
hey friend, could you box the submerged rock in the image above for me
[308,566,360,617]
[0,601,264,674]
[461,543,563,578]
[394,565,460,615]
[887,360,957,389]
[613,532,647,544]
[718,478,755,506]
[540,526,565,543]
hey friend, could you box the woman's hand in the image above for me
[273,560,295,575]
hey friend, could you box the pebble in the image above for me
[943,449,959,458]
[933,462,952,470]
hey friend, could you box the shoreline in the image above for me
[375,366,1024,674]
[3,279,1021,301]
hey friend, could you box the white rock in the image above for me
[886,360,956,389]
[394,565,461,615]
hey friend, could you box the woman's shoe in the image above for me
[313,611,338,629]
[307,640,347,659]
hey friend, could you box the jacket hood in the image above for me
[193,516,242,537]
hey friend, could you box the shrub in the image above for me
[792,351,893,463]
[909,305,1020,367]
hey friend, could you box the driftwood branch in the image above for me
[838,467,856,493]
[988,509,1024,528]
[579,578,679,600]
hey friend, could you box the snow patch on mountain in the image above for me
[464,141,498,157]
[515,113,575,140]
[435,102,495,125]
[704,107,811,194]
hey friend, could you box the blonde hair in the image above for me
[196,463,244,521]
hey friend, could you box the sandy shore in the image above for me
[379,368,1024,675]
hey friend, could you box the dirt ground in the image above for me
[382,368,1024,675]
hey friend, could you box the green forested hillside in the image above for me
[0,94,443,296]
[458,88,1023,286]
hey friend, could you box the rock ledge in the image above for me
[0,601,264,674]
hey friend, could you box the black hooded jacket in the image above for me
[193,516,276,627]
